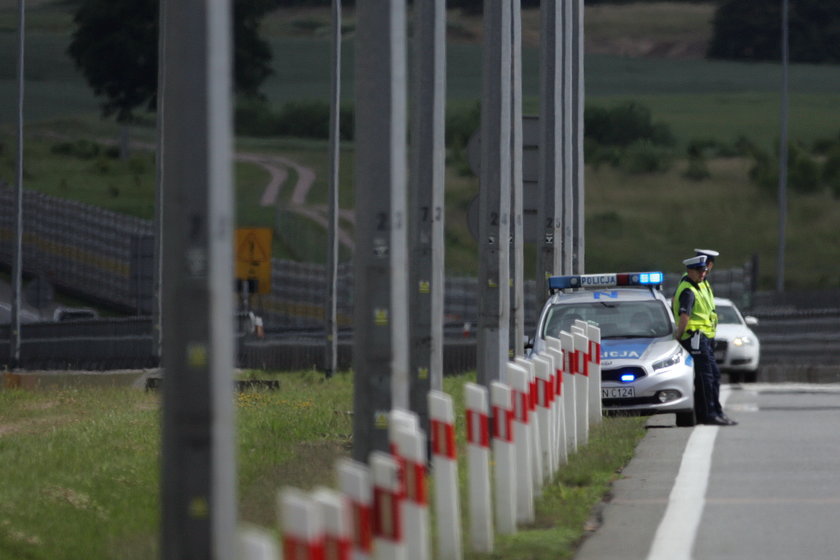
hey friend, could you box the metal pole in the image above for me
[160,1,236,558]
[561,0,574,275]
[409,0,446,419]
[537,0,563,313]
[325,0,342,378]
[353,0,409,461]
[571,0,585,274]
[776,0,789,293]
[153,0,166,363]
[509,0,525,358]
[477,0,512,389]
[10,0,24,369]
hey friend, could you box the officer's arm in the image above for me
[675,313,689,340]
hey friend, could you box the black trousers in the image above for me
[681,333,720,421]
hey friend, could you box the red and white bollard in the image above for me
[370,451,405,560]
[545,337,567,466]
[586,323,603,425]
[429,390,463,560]
[507,361,534,524]
[238,525,280,560]
[573,327,590,446]
[394,425,429,560]
[279,487,325,560]
[463,383,492,553]
[491,381,516,535]
[336,458,373,560]
[559,331,577,454]
[514,357,543,497]
[532,353,555,480]
[313,487,352,560]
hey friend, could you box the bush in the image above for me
[235,97,354,140]
[684,156,711,181]
[584,101,675,148]
[50,139,102,159]
[619,140,674,174]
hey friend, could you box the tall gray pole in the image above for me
[325,0,342,377]
[537,0,563,311]
[160,1,236,558]
[409,0,446,419]
[561,0,574,275]
[353,0,409,461]
[571,0,585,274]
[477,0,512,388]
[153,0,166,362]
[776,0,789,293]
[509,0,525,358]
[10,0,24,368]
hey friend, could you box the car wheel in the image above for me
[676,409,697,427]
[743,369,758,383]
[728,371,742,384]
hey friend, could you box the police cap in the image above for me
[683,255,708,269]
[694,248,719,263]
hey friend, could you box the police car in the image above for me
[530,272,697,427]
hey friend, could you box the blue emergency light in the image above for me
[548,271,664,292]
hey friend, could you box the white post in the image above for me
[238,525,280,560]
[490,381,516,535]
[336,458,373,560]
[389,408,419,456]
[429,391,463,560]
[532,354,555,480]
[370,451,406,560]
[573,329,590,446]
[463,383,493,552]
[312,487,352,560]
[514,357,543,496]
[506,361,534,524]
[394,426,429,560]
[586,323,603,425]
[559,331,577,453]
[545,341,567,466]
[279,487,325,560]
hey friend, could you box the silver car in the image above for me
[530,272,697,427]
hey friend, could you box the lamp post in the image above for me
[776,0,789,293]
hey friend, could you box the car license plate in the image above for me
[602,386,635,399]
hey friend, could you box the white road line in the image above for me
[646,386,731,560]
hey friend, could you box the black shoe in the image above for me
[703,415,731,426]
[720,413,738,426]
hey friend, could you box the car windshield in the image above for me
[542,299,672,339]
[716,304,743,325]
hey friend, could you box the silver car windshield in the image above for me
[542,300,672,339]
[715,304,742,325]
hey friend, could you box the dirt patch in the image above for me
[239,439,351,526]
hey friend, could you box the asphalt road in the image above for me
[575,382,840,560]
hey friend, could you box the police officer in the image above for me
[672,255,735,426]
[694,248,735,424]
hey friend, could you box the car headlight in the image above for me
[732,336,754,346]
[653,348,682,371]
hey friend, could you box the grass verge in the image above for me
[0,370,647,560]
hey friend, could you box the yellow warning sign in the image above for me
[235,227,272,294]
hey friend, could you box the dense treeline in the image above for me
[708,0,840,64]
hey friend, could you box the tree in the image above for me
[708,0,840,64]
[68,0,275,123]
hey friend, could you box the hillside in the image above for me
[1,2,840,292]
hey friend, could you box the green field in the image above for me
[0,372,647,560]
[1,2,839,290]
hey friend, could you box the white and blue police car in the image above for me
[530,272,697,427]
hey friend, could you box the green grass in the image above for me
[0,372,647,560]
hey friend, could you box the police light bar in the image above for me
[548,271,664,291]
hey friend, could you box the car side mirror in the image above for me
[744,315,759,326]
